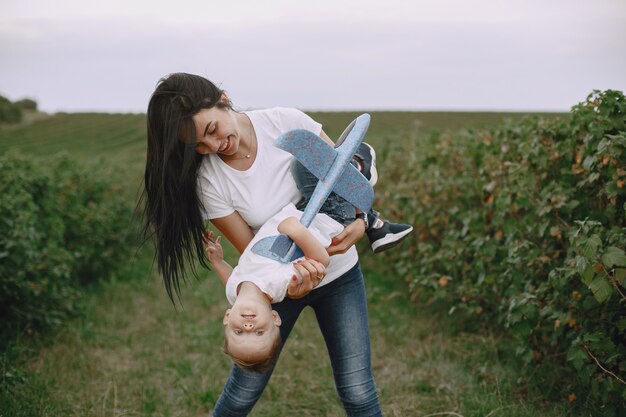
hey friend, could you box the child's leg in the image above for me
[292,148,413,254]
[291,155,385,229]
[292,160,356,227]
[351,143,414,253]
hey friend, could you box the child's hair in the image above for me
[223,332,283,373]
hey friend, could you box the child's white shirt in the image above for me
[225,203,344,305]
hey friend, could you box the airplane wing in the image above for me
[334,162,374,213]
[252,114,373,265]
[274,129,337,180]
[274,128,373,212]
[250,234,304,263]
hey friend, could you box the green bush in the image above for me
[384,90,625,413]
[14,98,38,111]
[0,151,134,344]
[0,95,22,124]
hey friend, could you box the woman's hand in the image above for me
[287,258,327,299]
[327,218,366,256]
[202,230,224,265]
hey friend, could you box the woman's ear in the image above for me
[223,309,231,326]
[219,93,232,108]
[195,143,210,155]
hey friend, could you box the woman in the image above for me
[141,72,382,416]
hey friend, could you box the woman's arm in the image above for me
[277,216,330,267]
[319,129,335,146]
[210,211,255,254]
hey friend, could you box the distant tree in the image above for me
[15,98,38,111]
[0,95,22,123]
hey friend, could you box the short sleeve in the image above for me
[197,173,234,220]
[274,107,323,136]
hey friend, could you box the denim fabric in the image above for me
[292,160,379,228]
[212,263,382,417]
[292,159,357,227]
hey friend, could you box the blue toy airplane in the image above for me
[251,113,374,264]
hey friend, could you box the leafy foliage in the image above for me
[0,151,135,344]
[0,95,22,124]
[383,90,626,413]
[14,98,38,111]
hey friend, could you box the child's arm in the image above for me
[202,231,233,286]
[277,217,331,267]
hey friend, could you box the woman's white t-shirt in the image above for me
[197,107,358,287]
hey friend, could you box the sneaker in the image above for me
[366,221,413,253]
[353,142,378,186]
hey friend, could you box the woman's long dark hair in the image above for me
[140,73,231,303]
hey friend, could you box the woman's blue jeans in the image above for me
[212,263,382,416]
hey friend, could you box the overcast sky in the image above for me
[1,0,625,113]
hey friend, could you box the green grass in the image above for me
[1,110,575,416]
[0,113,147,189]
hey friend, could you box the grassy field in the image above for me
[1,110,573,416]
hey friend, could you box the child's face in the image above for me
[223,300,282,362]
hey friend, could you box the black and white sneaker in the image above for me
[366,221,413,253]
[354,142,378,187]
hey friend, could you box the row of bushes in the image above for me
[382,90,625,414]
[0,151,135,345]
[0,95,37,124]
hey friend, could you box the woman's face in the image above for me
[191,106,242,156]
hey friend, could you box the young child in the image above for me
[204,143,412,372]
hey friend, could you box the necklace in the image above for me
[241,120,256,159]
[223,118,256,160]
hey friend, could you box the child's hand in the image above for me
[202,230,224,265]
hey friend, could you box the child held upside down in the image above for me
[204,143,413,372]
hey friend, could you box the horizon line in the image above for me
[38,106,572,115]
